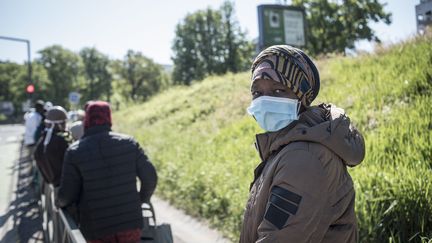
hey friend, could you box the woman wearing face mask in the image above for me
[240,45,365,243]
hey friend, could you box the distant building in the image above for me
[416,0,432,34]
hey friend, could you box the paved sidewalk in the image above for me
[152,196,230,243]
[0,124,44,243]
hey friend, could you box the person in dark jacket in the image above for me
[56,101,158,242]
[34,106,72,186]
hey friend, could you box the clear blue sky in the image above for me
[0,0,418,65]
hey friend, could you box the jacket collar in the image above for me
[83,125,111,138]
[254,103,365,166]
[255,120,299,162]
[255,104,330,162]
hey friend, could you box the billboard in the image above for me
[258,5,306,50]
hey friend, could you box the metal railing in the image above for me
[38,174,86,243]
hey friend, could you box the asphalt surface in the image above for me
[0,124,44,243]
[0,124,230,243]
[0,124,23,212]
[152,196,229,243]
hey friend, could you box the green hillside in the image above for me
[113,34,432,242]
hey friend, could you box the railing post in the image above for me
[35,167,86,243]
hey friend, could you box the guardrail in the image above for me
[38,176,86,243]
[34,166,172,243]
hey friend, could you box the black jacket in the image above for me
[34,130,71,186]
[56,125,157,240]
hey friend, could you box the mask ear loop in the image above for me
[295,100,301,119]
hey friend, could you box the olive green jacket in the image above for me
[240,104,365,243]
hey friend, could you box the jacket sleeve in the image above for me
[256,149,328,243]
[135,143,157,203]
[55,149,82,208]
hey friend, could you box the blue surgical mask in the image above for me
[247,96,299,132]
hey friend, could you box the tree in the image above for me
[172,8,220,85]
[38,45,83,106]
[172,1,254,85]
[220,1,255,73]
[0,62,23,102]
[0,61,50,112]
[80,47,112,102]
[292,0,392,55]
[116,50,165,101]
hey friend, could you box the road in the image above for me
[0,124,44,243]
[0,124,229,243]
[0,124,23,243]
[0,124,23,212]
[152,196,229,243]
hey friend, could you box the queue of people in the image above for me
[26,100,158,242]
[22,44,365,243]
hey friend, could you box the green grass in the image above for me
[113,34,432,242]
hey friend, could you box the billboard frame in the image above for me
[257,4,307,51]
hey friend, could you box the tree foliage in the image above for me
[1,45,169,113]
[172,1,254,85]
[37,45,83,106]
[0,62,23,102]
[0,61,50,112]
[292,0,392,55]
[116,50,165,101]
[221,1,255,73]
[80,47,112,102]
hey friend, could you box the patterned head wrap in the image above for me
[84,101,112,130]
[251,45,320,106]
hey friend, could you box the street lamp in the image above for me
[0,36,32,100]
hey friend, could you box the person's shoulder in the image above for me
[276,141,327,171]
[26,111,38,119]
[109,131,137,144]
[272,142,328,191]
[281,139,335,163]
[109,131,133,139]
[277,141,319,161]
[280,141,310,153]
[62,139,82,163]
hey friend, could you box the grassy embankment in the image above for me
[114,34,432,242]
